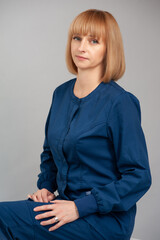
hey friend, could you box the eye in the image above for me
[91,39,99,44]
[72,36,81,41]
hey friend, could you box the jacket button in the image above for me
[86,191,91,195]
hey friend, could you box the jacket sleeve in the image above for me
[74,91,152,218]
[37,90,58,193]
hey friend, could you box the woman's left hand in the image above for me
[33,199,80,231]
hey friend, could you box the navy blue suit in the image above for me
[0,78,151,239]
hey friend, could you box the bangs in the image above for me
[70,10,106,41]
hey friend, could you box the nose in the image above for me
[78,38,87,52]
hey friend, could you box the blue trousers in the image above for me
[0,197,104,240]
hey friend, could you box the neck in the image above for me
[75,67,103,92]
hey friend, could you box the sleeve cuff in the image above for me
[37,181,56,193]
[74,193,98,218]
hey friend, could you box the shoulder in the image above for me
[50,78,75,101]
[105,80,141,122]
[54,78,75,94]
[104,80,141,121]
[106,80,140,107]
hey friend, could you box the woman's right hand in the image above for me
[27,188,56,203]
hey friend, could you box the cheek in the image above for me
[93,50,105,63]
[97,48,106,62]
[71,41,78,51]
[71,45,75,58]
[71,45,78,64]
[71,44,77,58]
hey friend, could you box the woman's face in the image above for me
[71,33,106,73]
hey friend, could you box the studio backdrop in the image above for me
[0,0,159,239]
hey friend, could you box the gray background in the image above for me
[0,0,159,239]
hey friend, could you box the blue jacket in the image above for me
[37,78,151,240]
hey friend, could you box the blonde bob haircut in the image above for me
[66,9,125,83]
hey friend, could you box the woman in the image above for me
[0,9,151,240]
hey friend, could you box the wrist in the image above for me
[73,201,80,218]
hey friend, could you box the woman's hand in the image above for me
[33,199,80,231]
[27,188,56,203]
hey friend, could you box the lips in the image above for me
[76,55,88,60]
